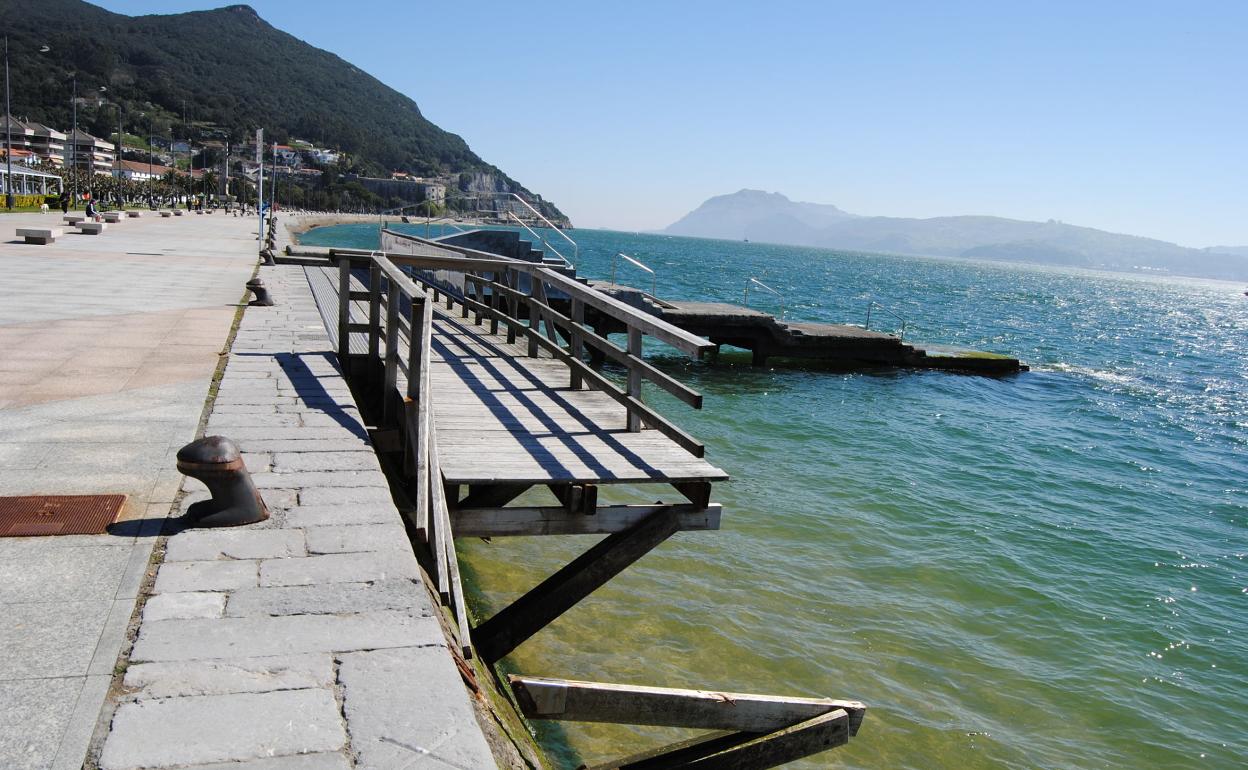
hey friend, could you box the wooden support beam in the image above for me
[680,709,849,769]
[672,481,712,509]
[548,483,597,515]
[507,676,865,735]
[585,732,757,770]
[452,504,721,538]
[456,483,531,510]
[474,509,681,664]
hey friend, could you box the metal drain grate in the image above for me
[0,495,126,537]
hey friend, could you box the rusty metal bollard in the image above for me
[246,277,275,306]
[176,436,269,527]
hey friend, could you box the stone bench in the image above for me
[103,212,124,224]
[16,227,62,245]
[159,211,173,218]
[63,215,85,225]
[174,209,185,216]
[126,210,142,218]
[77,222,107,235]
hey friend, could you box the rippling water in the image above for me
[303,223,1248,769]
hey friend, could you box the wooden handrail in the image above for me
[376,229,715,358]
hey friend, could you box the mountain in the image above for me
[666,189,856,241]
[665,190,1248,281]
[0,0,564,219]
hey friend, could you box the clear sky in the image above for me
[95,0,1247,247]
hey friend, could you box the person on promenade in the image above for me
[60,193,69,214]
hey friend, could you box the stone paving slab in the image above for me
[0,212,260,770]
[98,262,497,768]
[100,689,346,769]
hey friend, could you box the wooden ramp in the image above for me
[429,311,727,486]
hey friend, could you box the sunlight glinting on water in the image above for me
[303,224,1248,769]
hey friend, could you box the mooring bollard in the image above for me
[176,436,269,527]
[246,278,275,306]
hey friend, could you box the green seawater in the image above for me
[303,223,1248,769]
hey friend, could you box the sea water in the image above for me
[302,223,1247,769]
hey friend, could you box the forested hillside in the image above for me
[0,0,563,216]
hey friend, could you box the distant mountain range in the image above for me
[665,190,1248,281]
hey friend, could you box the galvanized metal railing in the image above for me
[865,300,909,342]
[509,192,578,267]
[744,277,786,319]
[507,210,573,270]
[611,252,657,297]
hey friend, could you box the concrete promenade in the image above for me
[0,210,257,770]
[0,213,495,769]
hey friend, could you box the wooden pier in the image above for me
[303,231,867,768]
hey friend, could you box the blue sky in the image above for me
[97,0,1247,246]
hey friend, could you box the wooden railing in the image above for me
[335,253,471,657]
[335,233,716,456]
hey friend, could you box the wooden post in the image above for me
[570,297,584,389]
[336,257,351,367]
[627,326,643,431]
[367,262,382,383]
[506,269,518,345]
[527,281,540,358]
[489,276,500,335]
[474,509,680,664]
[381,281,400,427]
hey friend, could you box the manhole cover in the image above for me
[0,495,126,537]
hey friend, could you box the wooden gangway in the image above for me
[302,233,865,767]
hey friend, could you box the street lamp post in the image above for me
[147,115,153,207]
[4,36,13,210]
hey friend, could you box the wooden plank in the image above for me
[336,258,351,365]
[682,709,850,768]
[583,730,750,770]
[368,263,382,373]
[428,418,451,602]
[382,282,400,426]
[627,326,643,432]
[473,509,681,664]
[452,504,721,538]
[507,676,866,735]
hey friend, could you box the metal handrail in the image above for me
[509,193,578,267]
[507,211,572,270]
[612,252,657,296]
[744,277,785,319]
[865,300,908,342]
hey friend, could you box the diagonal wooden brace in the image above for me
[473,508,680,664]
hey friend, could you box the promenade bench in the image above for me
[126,211,142,218]
[63,215,85,225]
[16,227,62,245]
[77,222,107,235]
[195,210,204,215]
[174,210,184,216]
[103,212,124,224]
[159,211,173,218]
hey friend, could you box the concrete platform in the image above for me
[0,212,256,770]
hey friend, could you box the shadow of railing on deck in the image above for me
[233,351,368,440]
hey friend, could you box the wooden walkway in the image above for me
[306,264,727,489]
[297,241,865,767]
